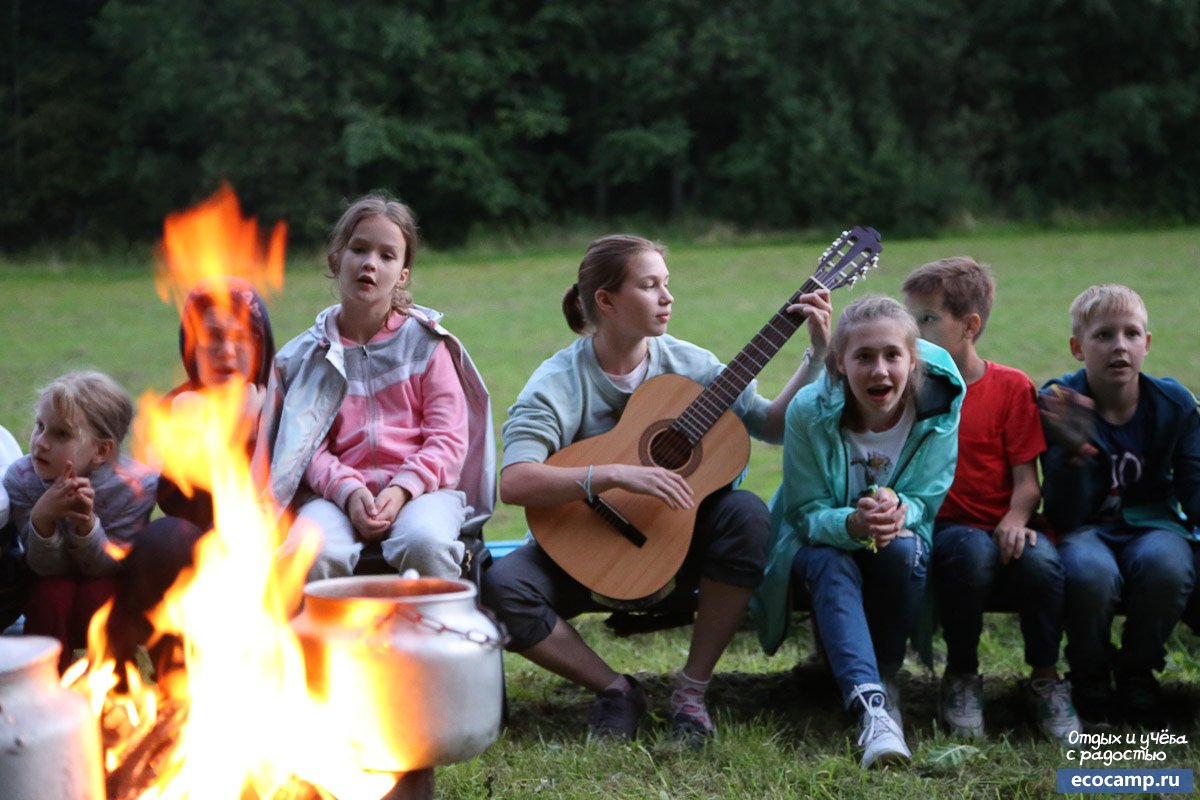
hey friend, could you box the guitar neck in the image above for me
[673,276,825,443]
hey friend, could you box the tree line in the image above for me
[3,0,1198,250]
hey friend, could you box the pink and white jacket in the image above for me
[253,304,495,537]
[304,309,468,509]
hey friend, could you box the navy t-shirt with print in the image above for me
[1089,394,1149,522]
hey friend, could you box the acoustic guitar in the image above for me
[527,227,882,603]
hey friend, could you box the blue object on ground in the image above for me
[486,540,524,559]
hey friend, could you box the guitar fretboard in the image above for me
[671,276,826,444]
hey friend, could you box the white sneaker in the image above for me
[851,685,912,769]
[939,672,985,738]
[881,674,904,729]
[1024,677,1082,744]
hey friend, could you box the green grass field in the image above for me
[3,227,1199,797]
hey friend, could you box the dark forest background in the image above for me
[3,0,1199,250]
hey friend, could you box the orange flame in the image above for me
[154,182,285,309]
[74,185,399,799]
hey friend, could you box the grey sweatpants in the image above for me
[287,489,471,581]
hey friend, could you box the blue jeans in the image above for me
[933,523,1065,675]
[1058,525,1194,678]
[793,536,927,707]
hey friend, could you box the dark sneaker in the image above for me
[1068,672,1115,727]
[939,672,985,739]
[1116,670,1166,730]
[669,683,716,746]
[586,675,647,741]
[1022,677,1081,744]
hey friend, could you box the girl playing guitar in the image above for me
[481,234,832,743]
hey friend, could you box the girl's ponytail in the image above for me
[562,283,587,333]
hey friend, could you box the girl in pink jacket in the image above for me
[257,195,488,580]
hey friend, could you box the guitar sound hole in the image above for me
[649,428,693,470]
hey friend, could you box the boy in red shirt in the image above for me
[903,257,1080,743]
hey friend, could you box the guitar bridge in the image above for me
[585,497,648,547]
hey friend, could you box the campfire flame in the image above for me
[154,183,285,309]
[70,185,401,799]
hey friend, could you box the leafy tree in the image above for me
[3,0,1198,251]
[0,0,122,246]
[96,0,342,241]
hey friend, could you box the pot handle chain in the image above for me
[374,603,511,650]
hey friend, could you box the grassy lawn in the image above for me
[2,226,1199,797]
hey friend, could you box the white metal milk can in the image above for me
[290,576,505,773]
[0,636,104,800]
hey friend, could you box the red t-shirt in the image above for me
[937,361,1046,529]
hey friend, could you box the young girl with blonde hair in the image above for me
[753,295,964,768]
[3,371,157,670]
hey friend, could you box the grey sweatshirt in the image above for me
[4,454,157,577]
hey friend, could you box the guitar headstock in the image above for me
[812,226,881,292]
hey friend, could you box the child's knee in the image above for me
[479,557,551,650]
[934,528,996,587]
[1126,533,1195,593]
[876,534,926,577]
[479,557,514,612]
[1129,553,1194,597]
[1009,539,1064,585]
[795,545,858,585]
[306,548,355,582]
[1061,535,1117,578]
[386,532,464,579]
[1065,557,1121,602]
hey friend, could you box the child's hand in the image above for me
[849,488,907,551]
[872,500,908,550]
[993,522,1037,564]
[69,478,96,536]
[785,289,833,358]
[346,487,391,542]
[373,486,411,527]
[871,486,899,510]
[607,464,695,510]
[30,461,94,537]
[1038,385,1099,463]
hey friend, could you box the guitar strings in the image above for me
[655,287,812,464]
[652,244,877,467]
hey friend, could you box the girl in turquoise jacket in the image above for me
[751,295,964,768]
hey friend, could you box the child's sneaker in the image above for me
[881,673,904,729]
[851,684,912,769]
[939,672,985,738]
[1023,677,1081,743]
[1068,671,1115,728]
[586,675,647,741]
[1116,670,1166,730]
